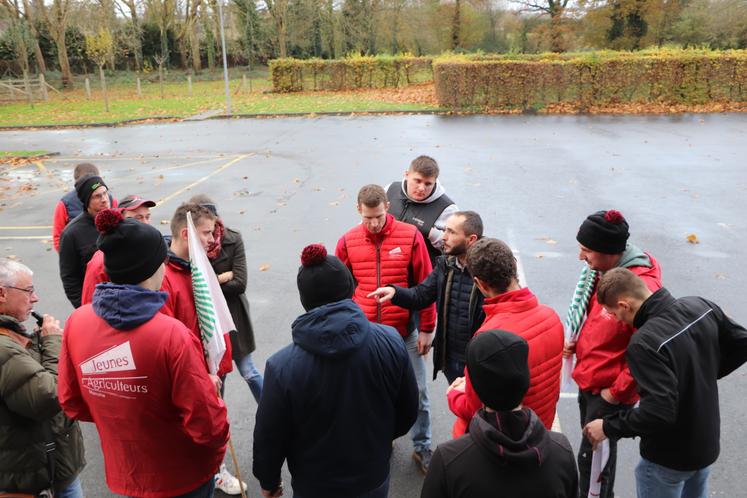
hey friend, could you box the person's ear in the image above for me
[180,226,189,241]
[384,201,390,212]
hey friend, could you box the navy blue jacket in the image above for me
[252,299,418,497]
[392,255,485,378]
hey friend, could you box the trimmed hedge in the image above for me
[434,51,747,109]
[269,56,433,92]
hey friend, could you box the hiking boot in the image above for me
[214,463,247,495]
[412,448,433,475]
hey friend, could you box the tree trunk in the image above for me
[550,9,564,52]
[99,64,109,111]
[189,21,201,71]
[278,17,287,57]
[54,32,74,87]
[451,0,461,50]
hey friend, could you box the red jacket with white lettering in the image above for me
[448,287,564,437]
[335,214,436,337]
[58,285,229,498]
[572,253,662,405]
[161,257,233,377]
[81,250,107,305]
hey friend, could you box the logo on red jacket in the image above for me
[79,341,149,398]
[389,247,403,258]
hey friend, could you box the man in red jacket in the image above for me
[161,202,241,494]
[80,195,157,305]
[336,184,437,474]
[447,237,564,438]
[563,209,662,498]
[58,209,229,498]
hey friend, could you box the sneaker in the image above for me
[412,448,433,475]
[214,463,247,495]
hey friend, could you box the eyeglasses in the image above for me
[3,285,35,295]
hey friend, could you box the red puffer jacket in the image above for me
[161,258,233,377]
[572,253,662,405]
[447,287,564,437]
[336,214,436,337]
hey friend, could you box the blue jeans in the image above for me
[236,353,263,403]
[404,330,431,452]
[635,458,710,498]
[175,477,216,498]
[57,476,83,498]
[443,357,465,384]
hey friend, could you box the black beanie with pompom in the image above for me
[96,208,167,284]
[296,244,355,311]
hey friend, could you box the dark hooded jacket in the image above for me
[421,408,578,498]
[253,299,418,497]
[59,212,99,308]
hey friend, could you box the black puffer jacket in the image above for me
[0,315,85,494]
[391,256,484,379]
[59,211,99,308]
[421,408,578,498]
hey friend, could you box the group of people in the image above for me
[1,156,746,498]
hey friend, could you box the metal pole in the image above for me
[217,0,232,115]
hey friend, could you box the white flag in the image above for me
[588,439,610,498]
[186,211,235,375]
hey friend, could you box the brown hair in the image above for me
[170,202,216,238]
[357,184,388,208]
[73,163,100,181]
[597,268,650,306]
[466,238,516,293]
[453,211,483,238]
[409,155,439,178]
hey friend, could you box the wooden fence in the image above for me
[0,73,59,102]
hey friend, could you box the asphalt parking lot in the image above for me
[1,113,746,497]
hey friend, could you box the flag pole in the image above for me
[226,432,247,498]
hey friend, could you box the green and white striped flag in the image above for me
[187,211,235,375]
[562,264,598,390]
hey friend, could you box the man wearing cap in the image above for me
[421,330,578,498]
[58,208,229,498]
[80,195,157,305]
[58,174,113,308]
[253,244,418,498]
[447,237,564,438]
[0,258,86,497]
[583,268,747,498]
[52,163,116,252]
[563,209,662,498]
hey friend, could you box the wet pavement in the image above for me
[1,113,746,497]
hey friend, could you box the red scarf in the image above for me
[207,219,225,260]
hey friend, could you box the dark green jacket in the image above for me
[0,321,85,494]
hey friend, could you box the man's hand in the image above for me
[367,287,395,304]
[417,331,434,355]
[261,484,283,497]
[562,340,576,359]
[447,376,466,394]
[583,419,607,450]
[600,388,620,405]
[39,314,62,337]
[217,271,234,284]
[209,374,222,393]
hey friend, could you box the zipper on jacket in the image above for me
[376,242,382,323]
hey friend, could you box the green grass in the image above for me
[0,150,50,157]
[0,69,438,127]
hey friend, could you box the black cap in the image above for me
[297,244,355,311]
[75,174,107,208]
[95,209,167,284]
[466,330,530,412]
[576,209,630,255]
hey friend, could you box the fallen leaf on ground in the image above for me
[160,220,169,225]
[686,234,699,244]
[259,264,270,271]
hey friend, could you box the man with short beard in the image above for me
[59,174,113,308]
[369,211,485,383]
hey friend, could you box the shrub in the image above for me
[269,55,433,92]
[433,49,747,109]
